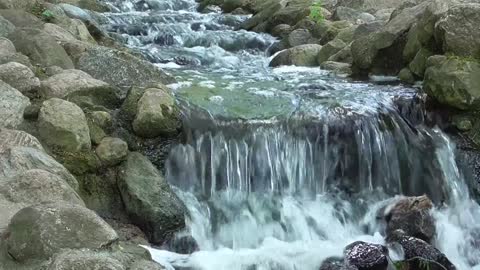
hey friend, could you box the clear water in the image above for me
[100,0,480,269]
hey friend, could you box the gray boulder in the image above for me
[38,98,91,152]
[408,47,433,77]
[40,69,109,99]
[43,22,78,43]
[320,61,352,76]
[90,111,112,130]
[129,260,165,270]
[0,0,38,10]
[0,80,30,129]
[96,137,128,166]
[132,88,181,138]
[424,57,480,110]
[0,169,85,231]
[317,39,347,64]
[47,250,125,270]
[287,28,312,47]
[0,9,43,28]
[118,152,187,244]
[0,129,43,153]
[0,37,15,57]
[8,28,74,69]
[76,46,175,93]
[0,15,14,37]
[270,44,323,67]
[0,146,79,190]
[0,62,40,94]
[335,0,425,13]
[332,6,375,24]
[351,0,448,75]
[435,3,480,58]
[328,43,353,64]
[4,202,118,262]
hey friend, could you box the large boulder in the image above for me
[0,62,40,94]
[0,169,85,231]
[40,69,110,99]
[4,202,118,262]
[8,28,74,69]
[132,88,181,138]
[0,0,38,10]
[0,146,79,190]
[43,22,78,43]
[47,250,125,270]
[0,9,43,28]
[287,28,312,47]
[351,0,448,75]
[38,98,91,152]
[424,57,480,110]
[0,128,44,153]
[0,15,14,37]
[270,44,323,67]
[76,46,175,93]
[384,195,435,243]
[118,152,187,244]
[344,241,389,270]
[0,80,30,129]
[48,0,110,13]
[435,3,480,59]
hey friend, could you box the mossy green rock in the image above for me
[120,86,147,122]
[270,44,322,67]
[408,47,433,77]
[317,38,346,64]
[132,88,181,138]
[424,58,480,110]
[398,67,415,84]
[38,98,91,152]
[118,152,187,244]
[4,202,118,263]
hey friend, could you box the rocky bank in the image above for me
[0,0,187,268]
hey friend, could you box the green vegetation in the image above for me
[30,2,55,22]
[41,9,55,22]
[309,0,324,23]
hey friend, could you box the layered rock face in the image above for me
[0,0,184,269]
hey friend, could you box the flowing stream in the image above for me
[100,0,480,269]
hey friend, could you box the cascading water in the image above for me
[99,0,480,269]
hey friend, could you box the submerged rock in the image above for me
[38,98,91,152]
[270,44,322,67]
[384,195,435,243]
[4,202,118,263]
[76,46,175,93]
[118,152,187,244]
[344,241,389,270]
[0,80,30,129]
[388,230,456,270]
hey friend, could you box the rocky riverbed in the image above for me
[0,0,479,269]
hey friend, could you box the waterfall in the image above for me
[99,0,480,269]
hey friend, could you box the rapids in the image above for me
[100,0,480,269]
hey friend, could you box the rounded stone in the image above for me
[96,137,128,166]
